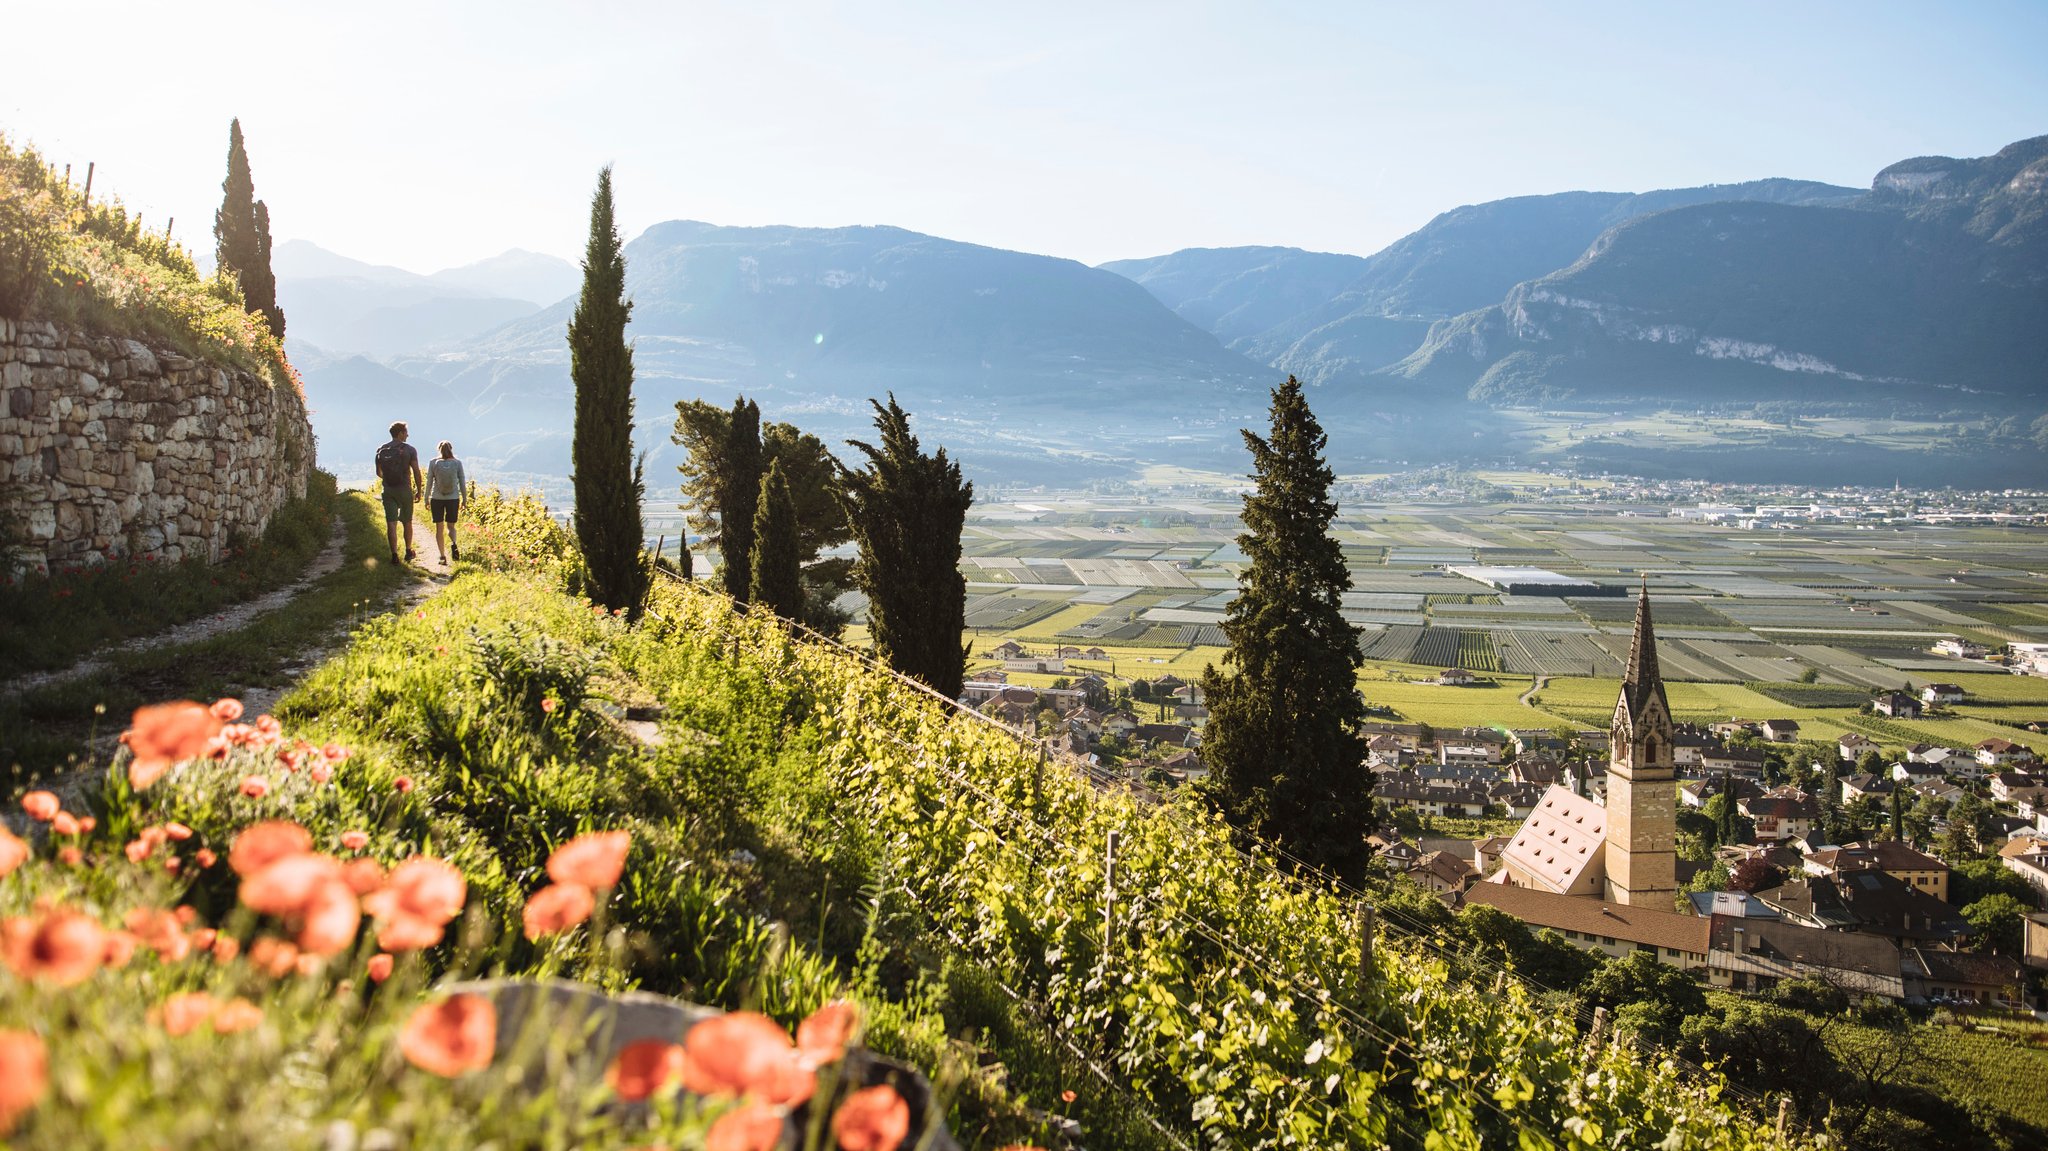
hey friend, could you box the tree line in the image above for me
[569,169,1370,880]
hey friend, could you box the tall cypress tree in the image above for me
[1200,377,1370,880]
[749,458,803,620]
[568,166,648,619]
[719,397,764,603]
[841,396,973,697]
[213,120,284,337]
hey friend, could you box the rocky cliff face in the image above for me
[0,318,314,574]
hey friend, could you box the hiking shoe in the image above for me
[451,543,461,562]
[405,549,416,563]
[390,551,401,565]
[439,553,449,567]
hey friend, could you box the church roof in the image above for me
[1619,583,1669,722]
[1496,784,1607,894]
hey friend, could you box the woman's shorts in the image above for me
[430,498,461,524]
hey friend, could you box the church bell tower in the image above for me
[1602,581,1678,908]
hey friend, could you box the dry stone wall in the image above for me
[0,317,314,574]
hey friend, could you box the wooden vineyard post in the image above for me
[1587,1005,1609,1054]
[1103,830,1122,964]
[1032,742,1047,815]
[1356,900,1376,980]
[1775,1098,1790,1140]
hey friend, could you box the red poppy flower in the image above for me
[832,1084,911,1151]
[211,697,244,722]
[164,822,194,841]
[399,994,497,1077]
[362,857,466,951]
[239,853,344,916]
[309,763,334,784]
[706,1102,785,1151]
[367,952,394,983]
[239,776,271,798]
[102,929,139,968]
[195,848,218,869]
[0,830,26,877]
[158,991,220,1036]
[20,792,58,822]
[796,1000,859,1069]
[1060,1089,1077,1103]
[0,1030,47,1135]
[230,821,312,877]
[522,882,595,939]
[249,936,300,978]
[125,907,191,961]
[682,1012,814,1106]
[340,830,370,852]
[211,997,263,1033]
[295,878,364,956]
[342,857,385,895]
[393,776,414,793]
[541,697,558,714]
[125,701,224,789]
[55,846,81,866]
[547,830,630,889]
[3,909,108,986]
[607,1039,688,1101]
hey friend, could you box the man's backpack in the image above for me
[375,441,412,490]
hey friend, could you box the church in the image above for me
[1489,583,1678,909]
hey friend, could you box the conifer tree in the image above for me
[841,396,972,697]
[1200,377,1370,880]
[719,397,764,603]
[213,120,284,337]
[568,165,648,619]
[748,458,803,619]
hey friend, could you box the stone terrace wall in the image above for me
[0,317,314,573]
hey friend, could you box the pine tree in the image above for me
[748,458,803,619]
[718,397,764,603]
[567,166,648,619]
[213,120,283,337]
[1199,377,1370,880]
[841,396,973,697]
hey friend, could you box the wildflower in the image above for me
[255,714,282,739]
[295,878,363,955]
[125,907,191,961]
[211,997,263,1034]
[0,830,27,877]
[125,838,154,863]
[20,792,59,822]
[310,762,334,784]
[76,816,95,834]
[796,1000,859,1069]
[211,697,243,722]
[124,701,223,789]
[606,1039,687,1101]
[230,821,312,876]
[547,830,630,889]
[340,830,370,852]
[57,846,82,866]
[2,908,108,986]
[399,994,497,1077]
[51,812,80,837]
[239,776,271,798]
[393,776,415,793]
[211,934,241,962]
[158,991,221,1035]
[164,822,194,841]
[363,857,466,951]
[102,930,140,967]
[681,1012,814,1106]
[522,882,595,939]
[541,697,558,714]
[342,857,385,895]
[1060,1089,1077,1103]
[367,952,394,983]
[0,1030,47,1135]
[832,1085,911,1151]
[706,1104,784,1151]
[434,644,448,656]
[195,847,218,869]
[164,857,183,874]
[249,936,300,978]
[190,928,218,951]
[322,743,351,763]
[239,853,344,916]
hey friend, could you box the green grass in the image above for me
[0,471,341,678]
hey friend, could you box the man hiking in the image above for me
[426,439,467,566]
[375,420,423,565]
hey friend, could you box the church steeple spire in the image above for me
[1620,577,1667,720]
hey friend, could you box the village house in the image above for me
[1408,850,1479,896]
[1507,755,1566,786]
[1977,738,2038,768]
[1437,667,1479,687]
[1489,780,1547,819]
[1706,916,1905,998]
[1465,883,1712,971]
[988,640,1026,660]
[1376,779,1493,820]
[1438,739,1497,767]
[1909,778,1966,804]
[1935,638,1986,659]
[1838,773,1895,802]
[1752,872,1968,945]
[1366,733,1406,768]
[1368,836,1422,869]
[1921,683,1967,706]
[1761,719,1803,743]
[1081,646,1108,661]
[1102,711,1141,739]
[1698,746,1768,779]
[1904,948,2027,1008]
[1741,788,1818,843]
[1871,691,1921,719]
[1509,729,1570,756]
[1989,770,2047,802]
[1837,733,1877,762]
[1710,720,1759,739]
[1004,655,1067,674]
[1681,776,1764,809]
[1804,841,1951,902]
[2000,834,2048,902]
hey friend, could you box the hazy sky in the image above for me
[8,1,2045,273]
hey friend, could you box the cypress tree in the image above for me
[1199,377,1370,880]
[213,120,283,337]
[718,397,764,603]
[841,396,972,697]
[748,458,803,620]
[567,165,648,619]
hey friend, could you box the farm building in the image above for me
[1445,565,1621,598]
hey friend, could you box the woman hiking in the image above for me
[426,440,467,566]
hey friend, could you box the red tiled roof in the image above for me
[1466,883,1710,955]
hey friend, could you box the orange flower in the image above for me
[239,776,271,798]
[547,830,630,889]
[367,952,394,983]
[0,829,27,877]
[2,909,107,986]
[1060,1089,1076,1103]
[211,934,241,962]
[393,776,414,793]
[56,847,81,866]
[309,762,333,784]
[101,929,139,968]
[230,821,312,877]
[295,878,362,956]
[125,701,224,790]
[342,857,386,895]
[249,936,301,978]
[362,857,466,952]
[0,1030,47,1135]
[190,927,218,951]
[195,848,218,869]
[832,1084,910,1151]
[211,997,263,1034]
[20,792,58,822]
[50,812,80,837]
[706,1102,785,1151]
[340,830,370,852]
[682,1012,814,1106]
[322,742,350,762]
[164,822,194,841]
[238,853,344,916]
[158,991,221,1035]
[522,882,595,939]
[541,697,558,714]
[399,994,497,1077]
[210,697,244,722]
[607,1039,687,1101]
[796,1000,859,1069]
[125,907,191,961]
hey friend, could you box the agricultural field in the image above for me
[904,481,2048,744]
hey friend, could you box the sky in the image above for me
[7,1,2046,273]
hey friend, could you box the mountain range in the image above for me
[289,136,2048,487]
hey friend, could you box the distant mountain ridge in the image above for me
[275,241,578,359]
